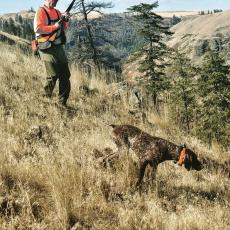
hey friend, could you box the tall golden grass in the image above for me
[0,43,229,229]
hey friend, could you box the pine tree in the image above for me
[127,1,173,110]
[8,17,17,35]
[168,51,197,133]
[29,7,35,12]
[0,19,3,30]
[3,20,9,33]
[18,15,23,24]
[171,15,181,26]
[196,51,230,147]
[15,14,19,22]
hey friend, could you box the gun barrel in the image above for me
[66,0,76,13]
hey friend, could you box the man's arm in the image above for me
[56,10,70,30]
[34,8,59,35]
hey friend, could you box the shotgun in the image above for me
[59,0,77,22]
[48,0,77,42]
[66,0,77,13]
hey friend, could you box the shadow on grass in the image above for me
[157,180,227,203]
[201,157,230,178]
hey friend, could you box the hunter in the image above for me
[34,0,71,106]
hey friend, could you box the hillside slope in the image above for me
[0,30,30,49]
[0,43,229,229]
[124,10,230,80]
[0,10,35,20]
[168,10,230,62]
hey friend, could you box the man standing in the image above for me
[34,0,71,106]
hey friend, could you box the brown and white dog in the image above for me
[108,124,203,188]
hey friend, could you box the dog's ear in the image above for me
[184,154,192,171]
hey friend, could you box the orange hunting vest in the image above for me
[34,6,68,50]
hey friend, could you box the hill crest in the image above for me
[168,9,230,62]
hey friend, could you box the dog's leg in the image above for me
[148,161,158,192]
[136,160,149,192]
[149,161,157,180]
[144,161,157,192]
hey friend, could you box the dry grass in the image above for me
[0,43,229,229]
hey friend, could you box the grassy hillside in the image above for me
[0,43,229,229]
[168,10,230,63]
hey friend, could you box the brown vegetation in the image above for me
[0,43,229,229]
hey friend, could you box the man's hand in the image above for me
[62,12,71,21]
[54,20,62,29]
[54,12,71,29]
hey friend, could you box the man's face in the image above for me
[45,0,58,8]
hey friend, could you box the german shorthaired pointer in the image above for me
[108,124,203,188]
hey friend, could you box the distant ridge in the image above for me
[168,9,230,62]
[169,9,230,38]
[123,9,230,80]
[156,11,198,17]
[0,10,35,20]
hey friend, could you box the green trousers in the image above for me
[39,45,71,105]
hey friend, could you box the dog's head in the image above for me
[177,146,203,171]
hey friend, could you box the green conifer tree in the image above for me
[168,51,197,133]
[3,20,9,33]
[127,1,172,110]
[9,18,17,35]
[196,51,230,147]
[18,15,23,24]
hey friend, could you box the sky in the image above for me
[0,0,230,15]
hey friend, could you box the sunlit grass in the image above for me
[0,43,229,229]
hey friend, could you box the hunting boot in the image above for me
[44,75,58,97]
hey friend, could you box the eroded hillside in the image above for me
[0,43,229,229]
[168,10,230,63]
